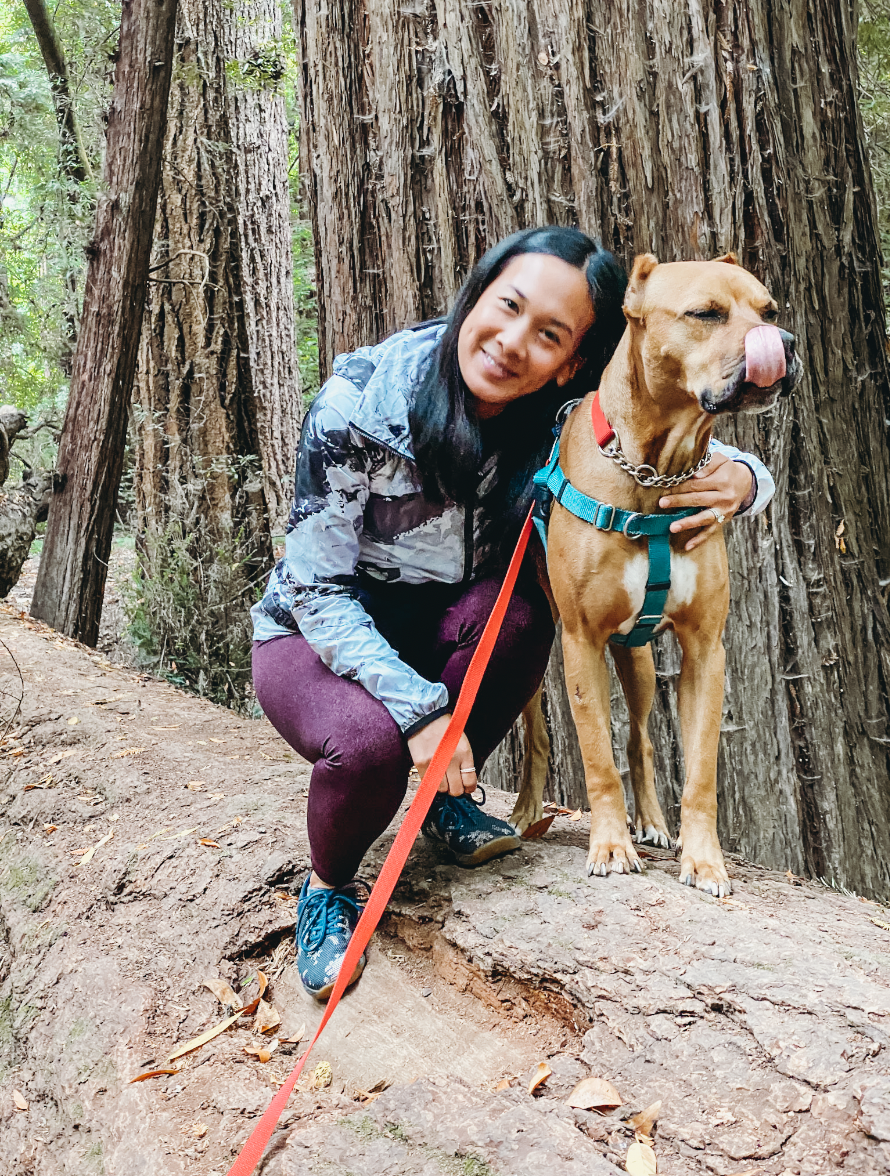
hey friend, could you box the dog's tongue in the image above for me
[744,324,786,388]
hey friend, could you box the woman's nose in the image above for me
[497,319,528,357]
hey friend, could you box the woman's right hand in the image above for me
[407,714,477,796]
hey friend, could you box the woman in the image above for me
[251,227,774,1000]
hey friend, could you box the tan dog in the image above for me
[509,254,801,895]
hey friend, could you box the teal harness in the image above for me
[532,434,699,648]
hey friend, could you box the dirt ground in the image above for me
[1,574,889,1174]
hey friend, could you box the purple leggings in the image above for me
[252,574,554,885]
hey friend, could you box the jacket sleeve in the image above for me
[277,384,450,735]
[709,438,775,517]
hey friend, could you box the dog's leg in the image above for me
[508,685,550,833]
[562,627,642,877]
[610,644,672,848]
[673,624,731,897]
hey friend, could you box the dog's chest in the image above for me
[617,552,698,635]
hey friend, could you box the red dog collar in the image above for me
[590,391,615,448]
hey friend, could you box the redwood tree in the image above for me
[294,0,890,899]
[30,0,179,644]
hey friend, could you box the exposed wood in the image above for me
[29,0,179,645]
[295,0,890,899]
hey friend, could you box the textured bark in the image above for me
[296,0,890,899]
[134,0,298,545]
[29,0,178,645]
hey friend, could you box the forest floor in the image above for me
[1,553,890,1175]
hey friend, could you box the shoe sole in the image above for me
[310,953,366,1002]
[449,833,522,867]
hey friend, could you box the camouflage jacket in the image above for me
[252,323,775,734]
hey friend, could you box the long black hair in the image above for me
[408,226,628,564]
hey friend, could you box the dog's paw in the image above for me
[678,857,732,898]
[633,822,672,849]
[509,796,543,836]
[586,830,643,878]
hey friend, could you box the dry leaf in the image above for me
[204,977,240,1009]
[112,747,145,758]
[78,830,113,867]
[568,809,583,822]
[129,1068,179,1083]
[244,1038,279,1064]
[254,998,281,1034]
[209,737,228,743]
[566,1076,622,1110]
[256,970,268,1000]
[186,782,204,792]
[13,1090,28,1111]
[527,1062,552,1095]
[870,916,890,931]
[168,1010,243,1061]
[312,1061,333,1089]
[628,1100,662,1137]
[191,1122,208,1138]
[67,716,79,725]
[280,1022,305,1044]
[835,520,846,553]
[47,749,78,765]
[521,815,556,840]
[198,839,220,848]
[625,1140,657,1175]
[43,824,57,834]
[495,1077,513,1091]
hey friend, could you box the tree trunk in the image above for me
[29,0,178,645]
[295,0,890,900]
[22,0,93,186]
[134,0,297,549]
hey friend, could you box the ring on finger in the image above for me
[708,507,726,525]
[459,766,477,774]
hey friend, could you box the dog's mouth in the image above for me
[699,347,802,415]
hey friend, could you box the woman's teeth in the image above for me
[482,350,512,378]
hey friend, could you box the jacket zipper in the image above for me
[461,489,475,583]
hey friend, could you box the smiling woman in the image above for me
[249,225,775,1002]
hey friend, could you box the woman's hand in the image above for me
[657,452,756,552]
[407,714,477,796]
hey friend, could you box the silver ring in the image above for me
[459,766,477,774]
[621,512,644,539]
[709,507,726,525]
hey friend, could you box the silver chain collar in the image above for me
[553,397,712,488]
[598,429,712,488]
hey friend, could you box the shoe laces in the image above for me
[298,882,367,955]
[436,787,487,833]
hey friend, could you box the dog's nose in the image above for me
[779,328,796,352]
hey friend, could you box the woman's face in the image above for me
[457,252,595,419]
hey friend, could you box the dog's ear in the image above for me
[623,253,659,320]
[714,252,738,265]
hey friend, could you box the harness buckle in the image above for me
[621,512,644,540]
[594,503,615,531]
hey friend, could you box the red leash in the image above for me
[226,507,535,1176]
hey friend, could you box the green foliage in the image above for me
[860,1,890,312]
[0,1,117,415]
[123,482,263,713]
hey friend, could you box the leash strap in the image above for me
[590,391,615,447]
[225,507,536,1176]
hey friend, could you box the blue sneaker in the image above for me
[422,788,522,866]
[295,876,369,1000]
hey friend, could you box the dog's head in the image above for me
[622,253,802,414]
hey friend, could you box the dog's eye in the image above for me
[685,308,726,322]
[761,308,779,322]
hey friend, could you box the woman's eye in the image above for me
[686,308,726,322]
[541,330,559,344]
[502,297,519,312]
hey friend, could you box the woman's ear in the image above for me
[555,355,583,387]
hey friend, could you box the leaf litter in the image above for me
[527,1062,552,1095]
[625,1140,657,1174]
[567,1075,622,1110]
